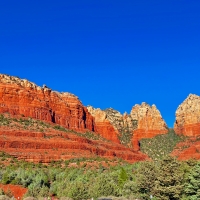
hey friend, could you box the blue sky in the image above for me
[0,0,200,127]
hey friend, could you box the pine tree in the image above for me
[153,156,184,200]
[184,163,200,199]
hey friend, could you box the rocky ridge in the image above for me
[87,103,168,150]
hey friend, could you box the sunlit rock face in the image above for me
[174,94,200,136]
[88,103,168,150]
[0,74,94,132]
[130,103,168,150]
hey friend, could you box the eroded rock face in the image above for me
[0,74,94,132]
[87,106,121,143]
[88,103,168,150]
[131,103,168,150]
[174,94,200,136]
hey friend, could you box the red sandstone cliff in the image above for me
[131,103,168,150]
[0,74,94,132]
[87,107,122,144]
[174,94,200,136]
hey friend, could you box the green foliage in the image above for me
[53,125,67,132]
[135,156,184,200]
[136,161,157,199]
[0,114,10,126]
[118,120,138,147]
[153,156,184,200]
[140,129,185,160]
[118,168,128,188]
[184,162,200,199]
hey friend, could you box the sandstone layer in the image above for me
[174,94,200,136]
[0,126,148,163]
[0,74,94,132]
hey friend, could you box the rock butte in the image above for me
[174,94,200,136]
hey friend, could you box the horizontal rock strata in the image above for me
[0,126,148,163]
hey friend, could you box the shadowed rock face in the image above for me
[0,74,94,132]
[88,103,168,150]
[174,94,200,136]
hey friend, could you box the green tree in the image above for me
[118,167,128,188]
[184,163,200,199]
[136,161,157,199]
[153,156,184,200]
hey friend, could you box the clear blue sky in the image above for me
[0,0,200,127]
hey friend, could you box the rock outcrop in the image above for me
[88,103,168,151]
[171,136,200,160]
[87,107,121,143]
[0,74,94,132]
[131,103,168,150]
[174,94,200,136]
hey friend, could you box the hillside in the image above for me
[0,113,148,163]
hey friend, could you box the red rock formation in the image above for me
[171,137,200,160]
[131,103,168,151]
[0,126,148,163]
[87,107,120,143]
[88,103,168,151]
[174,94,200,136]
[0,74,94,132]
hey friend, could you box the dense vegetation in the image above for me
[0,152,200,200]
[140,129,186,160]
